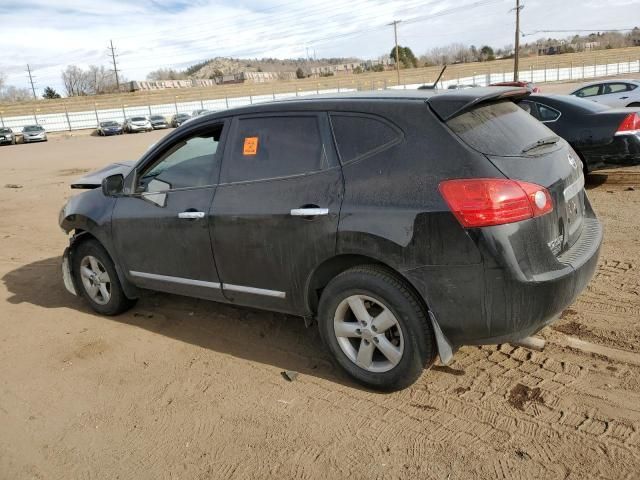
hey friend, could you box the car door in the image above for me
[211,112,342,314]
[111,120,228,301]
[574,84,602,103]
[597,83,633,107]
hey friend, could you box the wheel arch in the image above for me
[305,254,429,317]
[68,228,139,299]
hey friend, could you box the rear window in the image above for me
[447,100,557,157]
[330,114,401,163]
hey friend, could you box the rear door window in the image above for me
[222,115,327,183]
[330,114,401,163]
[447,100,558,157]
[603,83,629,94]
[537,104,561,122]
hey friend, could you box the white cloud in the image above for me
[1,0,636,95]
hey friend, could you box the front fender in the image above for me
[60,189,139,299]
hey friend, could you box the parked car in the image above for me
[171,113,191,128]
[0,127,15,145]
[22,125,47,143]
[59,88,601,391]
[149,115,169,130]
[491,80,541,93]
[518,94,640,172]
[97,121,123,136]
[124,117,152,133]
[570,79,640,108]
[183,109,212,125]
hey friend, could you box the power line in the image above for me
[117,0,499,74]
[26,64,37,99]
[108,40,121,92]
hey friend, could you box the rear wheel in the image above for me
[318,265,436,391]
[72,240,136,315]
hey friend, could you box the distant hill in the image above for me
[186,57,362,79]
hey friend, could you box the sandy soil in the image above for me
[1,129,639,479]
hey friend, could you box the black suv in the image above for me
[59,88,602,390]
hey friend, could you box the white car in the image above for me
[570,79,640,108]
[123,116,153,133]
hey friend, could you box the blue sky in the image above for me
[1,0,637,95]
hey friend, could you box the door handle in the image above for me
[620,96,629,99]
[178,211,205,219]
[290,208,329,217]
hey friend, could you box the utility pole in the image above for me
[26,64,37,99]
[389,20,402,85]
[108,40,121,92]
[513,0,524,81]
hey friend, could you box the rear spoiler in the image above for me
[427,87,530,122]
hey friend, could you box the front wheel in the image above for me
[318,265,436,391]
[72,239,136,315]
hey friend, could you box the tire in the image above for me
[317,265,436,391]
[72,239,136,315]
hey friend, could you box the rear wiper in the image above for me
[521,135,560,154]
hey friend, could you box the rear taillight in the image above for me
[439,178,553,228]
[616,113,640,135]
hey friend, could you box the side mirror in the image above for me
[102,174,124,197]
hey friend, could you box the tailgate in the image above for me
[446,99,586,255]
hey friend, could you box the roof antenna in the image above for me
[418,65,447,90]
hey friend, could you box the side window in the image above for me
[222,115,326,183]
[139,125,223,193]
[536,104,561,122]
[575,85,600,98]
[330,114,401,163]
[603,83,628,94]
[627,83,638,91]
[518,101,539,119]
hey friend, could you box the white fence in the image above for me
[1,59,639,134]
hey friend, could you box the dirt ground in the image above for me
[1,123,640,479]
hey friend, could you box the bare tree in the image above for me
[0,85,32,102]
[62,65,89,96]
[62,65,122,96]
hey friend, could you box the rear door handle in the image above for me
[290,208,329,216]
[178,211,205,219]
[620,96,629,99]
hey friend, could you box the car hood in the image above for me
[70,161,135,189]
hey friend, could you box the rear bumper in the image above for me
[405,214,602,347]
[582,133,640,171]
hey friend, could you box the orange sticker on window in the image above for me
[243,136,259,155]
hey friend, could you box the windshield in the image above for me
[447,100,559,157]
[177,114,190,119]
[0,128,11,134]
[23,125,43,132]
[150,116,165,121]
[130,117,146,122]
[101,121,118,127]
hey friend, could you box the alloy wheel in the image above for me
[79,255,111,305]
[333,295,404,373]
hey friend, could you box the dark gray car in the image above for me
[59,88,601,390]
